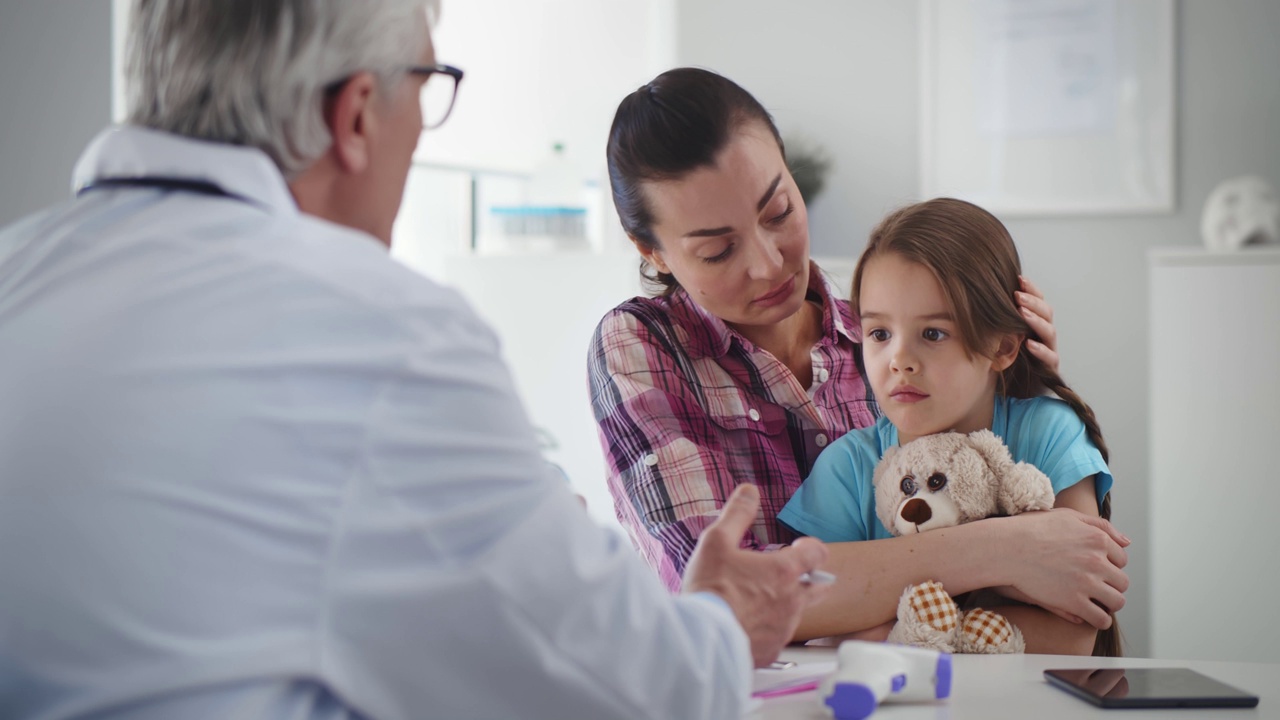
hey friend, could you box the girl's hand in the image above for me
[1017,276,1059,373]
[1003,508,1130,630]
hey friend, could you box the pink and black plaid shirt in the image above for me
[588,264,877,591]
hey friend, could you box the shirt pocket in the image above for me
[705,401,790,437]
[704,399,792,485]
[704,401,796,544]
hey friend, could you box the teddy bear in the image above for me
[874,429,1056,654]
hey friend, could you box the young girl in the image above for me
[778,197,1120,656]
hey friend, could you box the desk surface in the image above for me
[751,646,1278,720]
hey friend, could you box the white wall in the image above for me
[0,1,113,226]
[676,0,1280,659]
[420,0,675,183]
[394,0,679,530]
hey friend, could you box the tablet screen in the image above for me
[1044,668,1259,709]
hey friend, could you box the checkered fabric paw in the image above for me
[906,581,958,633]
[960,608,1014,649]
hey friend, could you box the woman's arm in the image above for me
[588,308,787,590]
[792,503,1128,641]
[980,478,1115,654]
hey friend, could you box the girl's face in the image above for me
[636,121,811,332]
[858,253,1018,445]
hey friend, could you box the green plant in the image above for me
[785,136,833,205]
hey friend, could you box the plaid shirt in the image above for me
[588,264,877,590]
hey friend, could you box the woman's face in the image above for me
[637,121,811,332]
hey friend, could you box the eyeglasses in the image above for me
[324,63,464,131]
[407,63,464,130]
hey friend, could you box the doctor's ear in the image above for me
[324,72,379,174]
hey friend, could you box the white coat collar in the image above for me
[71,125,299,215]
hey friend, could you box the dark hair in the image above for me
[852,198,1122,657]
[606,67,784,295]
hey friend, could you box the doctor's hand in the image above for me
[682,484,831,668]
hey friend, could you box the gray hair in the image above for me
[125,0,438,177]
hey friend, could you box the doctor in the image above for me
[0,1,829,719]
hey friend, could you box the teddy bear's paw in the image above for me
[886,620,956,653]
[886,580,959,652]
[957,608,1025,654]
[903,580,959,632]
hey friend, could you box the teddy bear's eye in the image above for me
[900,476,917,495]
[928,473,948,491]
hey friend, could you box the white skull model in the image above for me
[1200,175,1280,251]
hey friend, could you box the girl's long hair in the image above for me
[852,197,1121,657]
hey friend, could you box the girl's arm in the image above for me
[792,503,1128,641]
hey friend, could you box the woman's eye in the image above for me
[701,245,733,264]
[766,203,794,226]
[868,329,889,342]
[900,476,917,495]
[923,328,948,342]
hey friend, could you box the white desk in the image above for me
[751,646,1277,719]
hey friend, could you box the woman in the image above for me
[587,68,1127,641]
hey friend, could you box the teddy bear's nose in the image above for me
[900,498,932,525]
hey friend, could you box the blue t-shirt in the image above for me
[777,396,1113,542]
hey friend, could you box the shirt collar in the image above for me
[71,125,299,215]
[812,264,861,345]
[674,261,858,360]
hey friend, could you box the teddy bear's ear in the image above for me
[966,429,1055,514]
[966,429,1015,477]
[880,444,901,467]
[873,445,906,535]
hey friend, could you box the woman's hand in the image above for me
[1002,508,1130,629]
[1017,276,1059,373]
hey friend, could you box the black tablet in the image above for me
[1044,668,1259,709]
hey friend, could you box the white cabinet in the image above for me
[1149,247,1280,663]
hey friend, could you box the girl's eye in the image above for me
[766,203,794,226]
[701,245,733,264]
[923,328,948,342]
[868,329,889,342]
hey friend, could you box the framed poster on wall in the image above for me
[920,0,1175,215]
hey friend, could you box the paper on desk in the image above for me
[751,660,837,694]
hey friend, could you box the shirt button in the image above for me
[644,453,659,466]
[815,433,829,448]
[748,408,761,421]
[818,368,830,382]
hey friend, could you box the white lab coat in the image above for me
[0,126,751,720]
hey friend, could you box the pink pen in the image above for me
[752,675,826,699]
